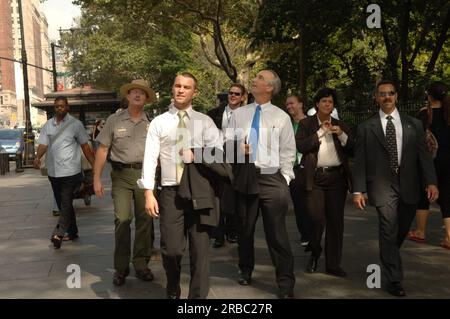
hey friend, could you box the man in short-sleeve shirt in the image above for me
[34,96,95,249]
[94,79,156,286]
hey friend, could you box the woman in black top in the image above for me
[408,81,450,249]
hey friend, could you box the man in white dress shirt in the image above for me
[138,72,222,299]
[207,83,246,248]
[226,69,296,298]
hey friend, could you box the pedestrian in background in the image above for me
[34,96,95,249]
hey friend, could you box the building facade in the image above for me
[0,0,51,128]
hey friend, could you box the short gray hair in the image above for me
[266,70,281,96]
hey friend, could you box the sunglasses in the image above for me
[228,91,241,96]
[378,91,396,97]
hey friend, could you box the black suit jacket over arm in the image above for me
[295,116,354,191]
[177,147,233,227]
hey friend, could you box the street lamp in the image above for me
[17,0,34,167]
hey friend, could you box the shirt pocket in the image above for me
[114,129,131,150]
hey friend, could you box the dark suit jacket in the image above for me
[207,105,259,195]
[352,112,437,206]
[296,115,354,191]
[207,106,226,130]
[177,148,233,227]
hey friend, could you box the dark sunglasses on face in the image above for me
[378,91,396,97]
[228,91,241,96]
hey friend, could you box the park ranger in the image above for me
[93,79,156,286]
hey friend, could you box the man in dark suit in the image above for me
[352,80,439,297]
[207,83,246,247]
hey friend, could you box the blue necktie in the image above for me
[248,105,261,161]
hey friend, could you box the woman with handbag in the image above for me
[408,81,450,249]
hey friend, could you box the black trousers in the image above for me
[212,183,239,240]
[375,177,416,284]
[159,187,211,299]
[289,166,311,242]
[306,168,347,270]
[48,173,82,237]
[237,171,295,294]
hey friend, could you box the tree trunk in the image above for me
[426,8,450,73]
[381,16,400,85]
[400,0,412,101]
[298,28,307,104]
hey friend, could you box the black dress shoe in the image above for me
[279,291,295,299]
[167,286,181,299]
[113,268,130,286]
[226,233,239,244]
[213,238,225,248]
[325,267,347,277]
[305,256,318,273]
[135,268,154,281]
[386,283,406,297]
[238,272,252,285]
[52,210,60,217]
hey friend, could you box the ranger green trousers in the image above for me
[111,168,154,273]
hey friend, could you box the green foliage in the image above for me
[64,0,449,110]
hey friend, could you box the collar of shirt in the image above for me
[257,101,272,111]
[169,103,193,119]
[51,114,71,126]
[316,115,332,126]
[119,109,148,122]
[379,107,400,121]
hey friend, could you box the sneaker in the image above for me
[50,235,63,249]
[62,233,79,241]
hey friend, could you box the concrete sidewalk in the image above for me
[0,165,449,299]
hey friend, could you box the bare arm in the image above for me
[80,143,95,169]
[33,144,48,169]
[93,144,108,198]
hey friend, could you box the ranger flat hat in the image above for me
[120,79,156,103]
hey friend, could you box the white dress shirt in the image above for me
[226,102,296,184]
[316,117,348,168]
[221,105,234,131]
[379,108,403,165]
[137,104,222,190]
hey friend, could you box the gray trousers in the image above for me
[159,186,211,299]
[375,177,416,285]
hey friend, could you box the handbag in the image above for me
[425,105,438,159]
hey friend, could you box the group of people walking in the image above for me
[33,70,449,299]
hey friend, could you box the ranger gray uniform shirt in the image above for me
[37,114,89,178]
[96,109,150,164]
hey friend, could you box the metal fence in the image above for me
[339,100,426,133]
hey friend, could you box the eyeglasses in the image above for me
[378,91,396,97]
[228,91,241,96]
